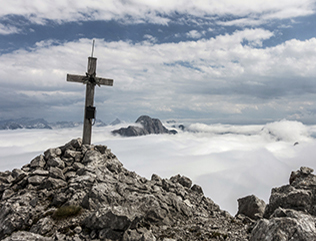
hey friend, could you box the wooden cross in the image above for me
[67,49,113,145]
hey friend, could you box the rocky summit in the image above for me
[0,139,247,240]
[1,139,316,241]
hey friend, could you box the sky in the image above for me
[2,1,316,124]
[1,120,316,214]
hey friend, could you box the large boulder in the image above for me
[264,166,316,218]
[251,208,316,241]
[250,167,316,240]
[112,115,177,137]
[236,195,266,220]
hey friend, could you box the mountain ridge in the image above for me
[112,115,177,136]
[0,118,110,130]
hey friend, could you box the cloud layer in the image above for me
[1,28,316,123]
[1,0,315,26]
[1,120,315,214]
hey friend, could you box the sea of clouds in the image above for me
[1,119,316,215]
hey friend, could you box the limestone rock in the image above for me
[44,148,62,160]
[47,157,65,169]
[39,177,67,190]
[264,166,316,218]
[82,150,103,165]
[11,169,27,183]
[30,155,45,168]
[237,195,266,220]
[49,167,65,180]
[83,206,134,231]
[251,208,316,241]
[250,167,316,240]
[191,184,204,195]
[28,175,46,185]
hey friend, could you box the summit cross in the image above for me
[67,43,114,145]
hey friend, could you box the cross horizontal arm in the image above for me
[95,77,114,86]
[67,74,85,83]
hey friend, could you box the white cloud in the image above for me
[143,34,157,43]
[0,23,20,35]
[186,30,205,39]
[0,0,315,26]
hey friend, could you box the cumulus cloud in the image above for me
[0,0,315,26]
[143,34,157,43]
[0,23,20,35]
[186,30,205,39]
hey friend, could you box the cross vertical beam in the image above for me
[83,57,96,145]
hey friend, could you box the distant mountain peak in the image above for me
[0,118,52,130]
[112,115,177,136]
[110,118,121,125]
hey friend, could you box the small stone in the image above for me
[290,170,300,184]
[64,171,76,181]
[29,197,38,207]
[300,166,314,175]
[31,169,49,176]
[74,226,82,234]
[44,148,62,160]
[64,149,81,159]
[191,184,204,195]
[90,230,97,239]
[62,157,74,167]
[68,138,82,149]
[51,192,67,207]
[39,177,67,190]
[28,175,47,185]
[47,157,65,169]
[151,174,162,183]
[170,174,181,183]
[95,145,107,154]
[11,169,27,180]
[179,176,192,188]
[184,199,193,207]
[2,189,15,200]
[30,217,54,235]
[30,155,46,168]
[49,167,65,180]
[82,150,102,165]
[73,162,84,170]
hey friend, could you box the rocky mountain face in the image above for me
[112,115,177,137]
[1,138,316,240]
[0,118,52,130]
[0,118,110,130]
